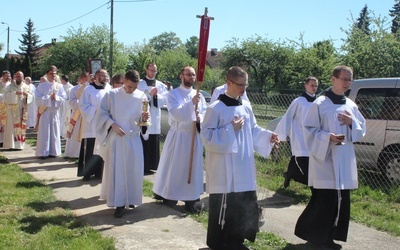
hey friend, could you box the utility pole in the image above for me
[1,22,10,71]
[109,0,114,77]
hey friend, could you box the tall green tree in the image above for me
[357,5,371,35]
[389,0,400,34]
[185,36,199,58]
[341,15,400,78]
[221,36,296,91]
[15,18,41,78]
[148,32,184,55]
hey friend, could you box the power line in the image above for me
[11,1,110,33]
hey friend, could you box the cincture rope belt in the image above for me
[294,157,305,175]
[334,190,342,227]
[218,193,227,230]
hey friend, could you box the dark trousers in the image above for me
[77,138,103,178]
[295,188,350,245]
[286,156,309,185]
[141,134,160,172]
[207,191,259,250]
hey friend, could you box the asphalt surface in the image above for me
[1,129,400,250]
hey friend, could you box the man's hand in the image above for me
[149,87,157,97]
[270,133,280,144]
[231,116,244,131]
[192,93,201,105]
[142,112,150,122]
[112,123,125,137]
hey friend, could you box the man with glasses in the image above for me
[137,63,168,174]
[210,80,249,104]
[275,76,319,188]
[295,65,366,249]
[201,66,279,249]
[78,69,111,181]
[153,66,207,214]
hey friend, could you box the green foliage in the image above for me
[185,36,199,58]
[0,163,114,249]
[39,24,129,81]
[389,0,400,34]
[148,31,184,54]
[15,18,42,79]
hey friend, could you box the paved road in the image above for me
[2,133,400,249]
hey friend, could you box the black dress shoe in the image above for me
[323,241,342,249]
[82,176,91,181]
[114,206,125,218]
[128,205,135,210]
[163,199,178,207]
[283,172,290,188]
[185,203,200,214]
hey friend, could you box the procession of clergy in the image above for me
[0,64,365,249]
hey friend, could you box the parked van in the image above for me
[346,78,400,185]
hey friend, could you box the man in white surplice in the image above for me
[35,66,67,158]
[25,77,37,128]
[152,66,207,214]
[64,72,88,158]
[96,70,150,218]
[295,65,366,248]
[137,62,169,174]
[201,66,279,249]
[3,71,34,150]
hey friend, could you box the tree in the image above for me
[148,32,184,54]
[185,36,199,58]
[15,18,41,78]
[341,15,400,78]
[390,0,400,34]
[357,5,371,35]
[39,24,129,81]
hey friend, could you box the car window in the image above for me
[355,88,400,120]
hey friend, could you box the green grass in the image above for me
[254,149,400,236]
[0,163,115,250]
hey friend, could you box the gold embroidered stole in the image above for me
[7,83,29,142]
[67,84,85,141]
[0,82,8,131]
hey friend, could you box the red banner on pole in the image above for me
[196,10,211,83]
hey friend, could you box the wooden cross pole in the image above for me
[188,7,214,184]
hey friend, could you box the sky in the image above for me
[0,0,397,57]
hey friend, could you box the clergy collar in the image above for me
[91,82,105,89]
[218,93,242,106]
[325,89,346,104]
[144,76,156,86]
[301,92,316,102]
[179,85,192,92]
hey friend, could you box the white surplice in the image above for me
[304,96,366,190]
[27,83,37,128]
[152,85,207,201]
[274,95,313,157]
[61,82,74,138]
[201,99,274,194]
[35,81,66,157]
[96,87,149,207]
[137,79,168,134]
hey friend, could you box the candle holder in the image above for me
[139,90,152,126]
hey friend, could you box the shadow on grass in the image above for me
[26,200,70,212]
[16,180,46,188]
[19,214,83,234]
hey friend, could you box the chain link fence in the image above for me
[160,91,400,191]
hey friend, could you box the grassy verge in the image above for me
[255,150,400,236]
[0,163,114,250]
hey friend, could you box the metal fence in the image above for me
[160,91,400,191]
